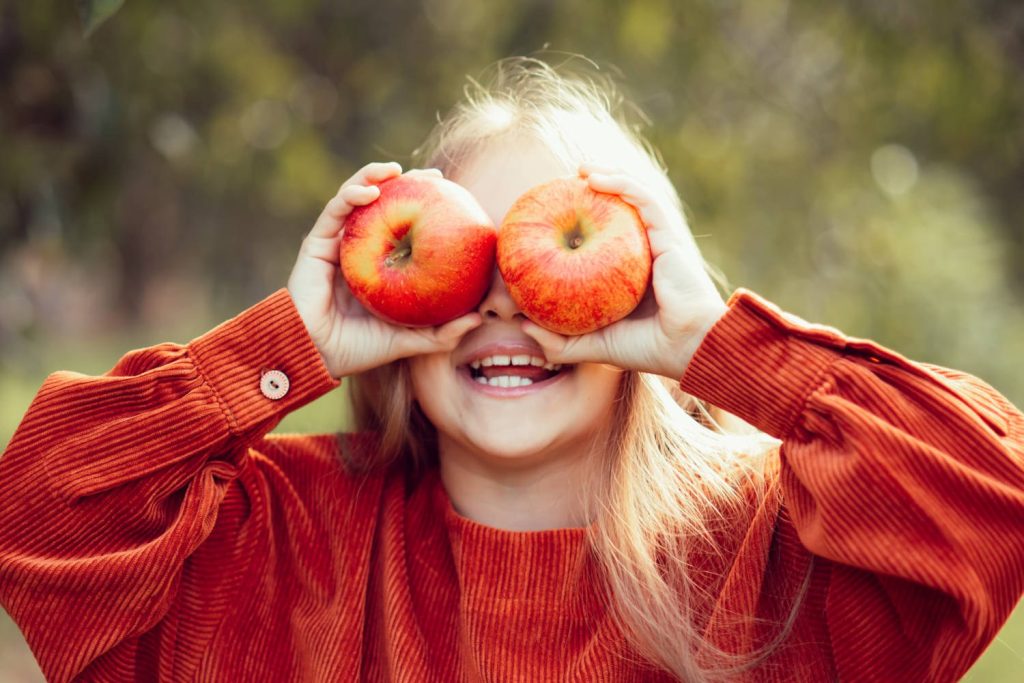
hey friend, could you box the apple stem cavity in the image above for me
[385,245,411,266]
[565,221,585,250]
[385,234,413,267]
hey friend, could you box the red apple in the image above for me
[497,177,651,335]
[340,174,496,327]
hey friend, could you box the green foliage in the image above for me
[77,0,125,36]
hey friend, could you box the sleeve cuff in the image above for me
[679,289,844,439]
[188,289,340,435]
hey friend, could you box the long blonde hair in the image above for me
[348,56,798,681]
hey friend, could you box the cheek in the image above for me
[408,355,456,426]
[585,368,622,428]
[575,365,626,418]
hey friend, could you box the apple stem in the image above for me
[384,244,411,266]
[565,222,585,250]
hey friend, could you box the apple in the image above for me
[496,177,651,335]
[340,174,497,327]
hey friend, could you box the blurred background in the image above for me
[1,0,1023,679]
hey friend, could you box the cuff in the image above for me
[679,289,843,439]
[188,289,340,434]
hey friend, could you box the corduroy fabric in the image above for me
[1,288,1022,682]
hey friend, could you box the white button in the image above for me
[260,369,289,400]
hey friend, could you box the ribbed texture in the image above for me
[2,288,1023,682]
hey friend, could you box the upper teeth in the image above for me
[469,355,560,371]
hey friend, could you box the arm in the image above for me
[1,161,483,682]
[680,289,1024,681]
[525,165,1024,680]
[0,289,338,682]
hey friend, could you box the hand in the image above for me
[521,163,728,380]
[287,162,481,378]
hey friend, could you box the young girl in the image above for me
[2,58,1023,683]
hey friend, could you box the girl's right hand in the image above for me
[286,162,482,379]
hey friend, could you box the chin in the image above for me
[448,426,578,466]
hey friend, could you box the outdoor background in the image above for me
[2,0,1023,679]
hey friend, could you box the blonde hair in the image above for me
[348,56,800,681]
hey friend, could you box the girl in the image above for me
[2,58,1023,682]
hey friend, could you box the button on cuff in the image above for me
[260,369,290,400]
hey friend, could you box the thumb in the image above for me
[520,320,609,366]
[433,313,483,348]
[391,313,483,359]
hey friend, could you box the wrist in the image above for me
[189,289,341,433]
[669,300,728,380]
[285,288,342,379]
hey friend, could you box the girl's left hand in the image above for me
[521,163,728,381]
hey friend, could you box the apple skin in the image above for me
[496,177,652,335]
[340,174,497,327]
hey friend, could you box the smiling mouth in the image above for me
[464,354,570,388]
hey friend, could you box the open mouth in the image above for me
[464,353,570,388]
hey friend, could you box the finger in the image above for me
[520,319,610,366]
[307,185,380,239]
[392,313,482,358]
[578,162,620,177]
[433,312,482,346]
[298,234,342,264]
[585,172,651,207]
[404,168,444,178]
[339,162,402,193]
[339,183,382,207]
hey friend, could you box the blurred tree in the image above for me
[0,0,1018,396]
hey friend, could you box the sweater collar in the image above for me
[424,467,608,613]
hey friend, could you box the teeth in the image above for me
[468,354,553,368]
[482,376,533,388]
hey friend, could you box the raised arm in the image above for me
[0,289,339,681]
[0,161,485,681]
[680,289,1024,681]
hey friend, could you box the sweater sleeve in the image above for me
[680,288,1024,682]
[0,289,339,682]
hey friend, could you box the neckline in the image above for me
[425,468,606,612]
[429,465,596,534]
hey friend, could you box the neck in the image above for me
[437,436,601,531]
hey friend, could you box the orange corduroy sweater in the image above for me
[1,289,1023,682]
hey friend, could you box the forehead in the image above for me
[453,137,575,225]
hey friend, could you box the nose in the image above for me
[477,267,524,322]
